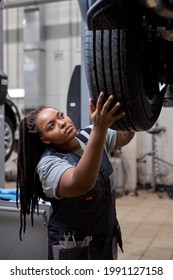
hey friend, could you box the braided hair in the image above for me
[16,106,48,239]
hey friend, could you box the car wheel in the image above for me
[4,116,15,162]
[84,27,164,131]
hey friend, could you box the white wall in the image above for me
[121,135,137,192]
[137,107,173,187]
[111,105,173,193]
[3,0,81,114]
[44,0,81,112]
[3,7,24,89]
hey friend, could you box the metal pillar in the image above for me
[0,0,5,187]
[23,6,45,113]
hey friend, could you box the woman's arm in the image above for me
[57,92,125,198]
[115,131,135,150]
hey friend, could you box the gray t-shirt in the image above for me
[37,125,117,199]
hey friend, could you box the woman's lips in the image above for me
[65,125,73,135]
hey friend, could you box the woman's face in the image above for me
[36,107,77,147]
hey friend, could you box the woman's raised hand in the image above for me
[89,92,125,131]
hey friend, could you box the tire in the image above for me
[84,27,164,131]
[4,116,15,162]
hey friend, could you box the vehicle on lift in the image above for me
[78,0,173,131]
[4,94,21,161]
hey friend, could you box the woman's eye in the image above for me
[59,112,64,119]
[48,123,55,130]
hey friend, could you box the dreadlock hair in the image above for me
[16,106,48,239]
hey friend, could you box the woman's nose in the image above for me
[57,119,66,128]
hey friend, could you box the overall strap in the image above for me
[76,127,92,144]
[76,127,113,177]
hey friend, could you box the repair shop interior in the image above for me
[0,0,173,261]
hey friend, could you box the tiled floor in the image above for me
[116,189,173,260]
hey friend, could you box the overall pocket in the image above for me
[52,241,90,260]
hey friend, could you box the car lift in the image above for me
[137,124,173,198]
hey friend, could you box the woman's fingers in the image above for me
[90,92,104,114]
[114,111,126,121]
[110,102,126,121]
[96,91,105,111]
[92,91,126,120]
[109,100,123,115]
[102,94,126,121]
[102,94,114,111]
[102,94,123,114]
[89,98,95,113]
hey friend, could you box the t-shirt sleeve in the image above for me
[86,125,117,153]
[37,155,74,199]
[105,128,117,153]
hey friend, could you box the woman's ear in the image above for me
[40,136,50,145]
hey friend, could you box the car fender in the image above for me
[78,0,96,22]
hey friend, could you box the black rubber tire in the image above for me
[84,27,164,131]
[4,116,15,162]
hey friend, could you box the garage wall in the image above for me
[3,0,81,114]
[137,107,173,188]
[3,0,173,192]
[118,105,173,193]
[43,1,81,111]
[3,6,24,89]
[2,0,138,193]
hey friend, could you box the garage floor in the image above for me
[4,153,173,260]
[117,189,173,260]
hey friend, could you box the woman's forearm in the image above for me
[72,128,107,192]
[57,93,126,197]
[115,131,135,149]
[57,127,107,197]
